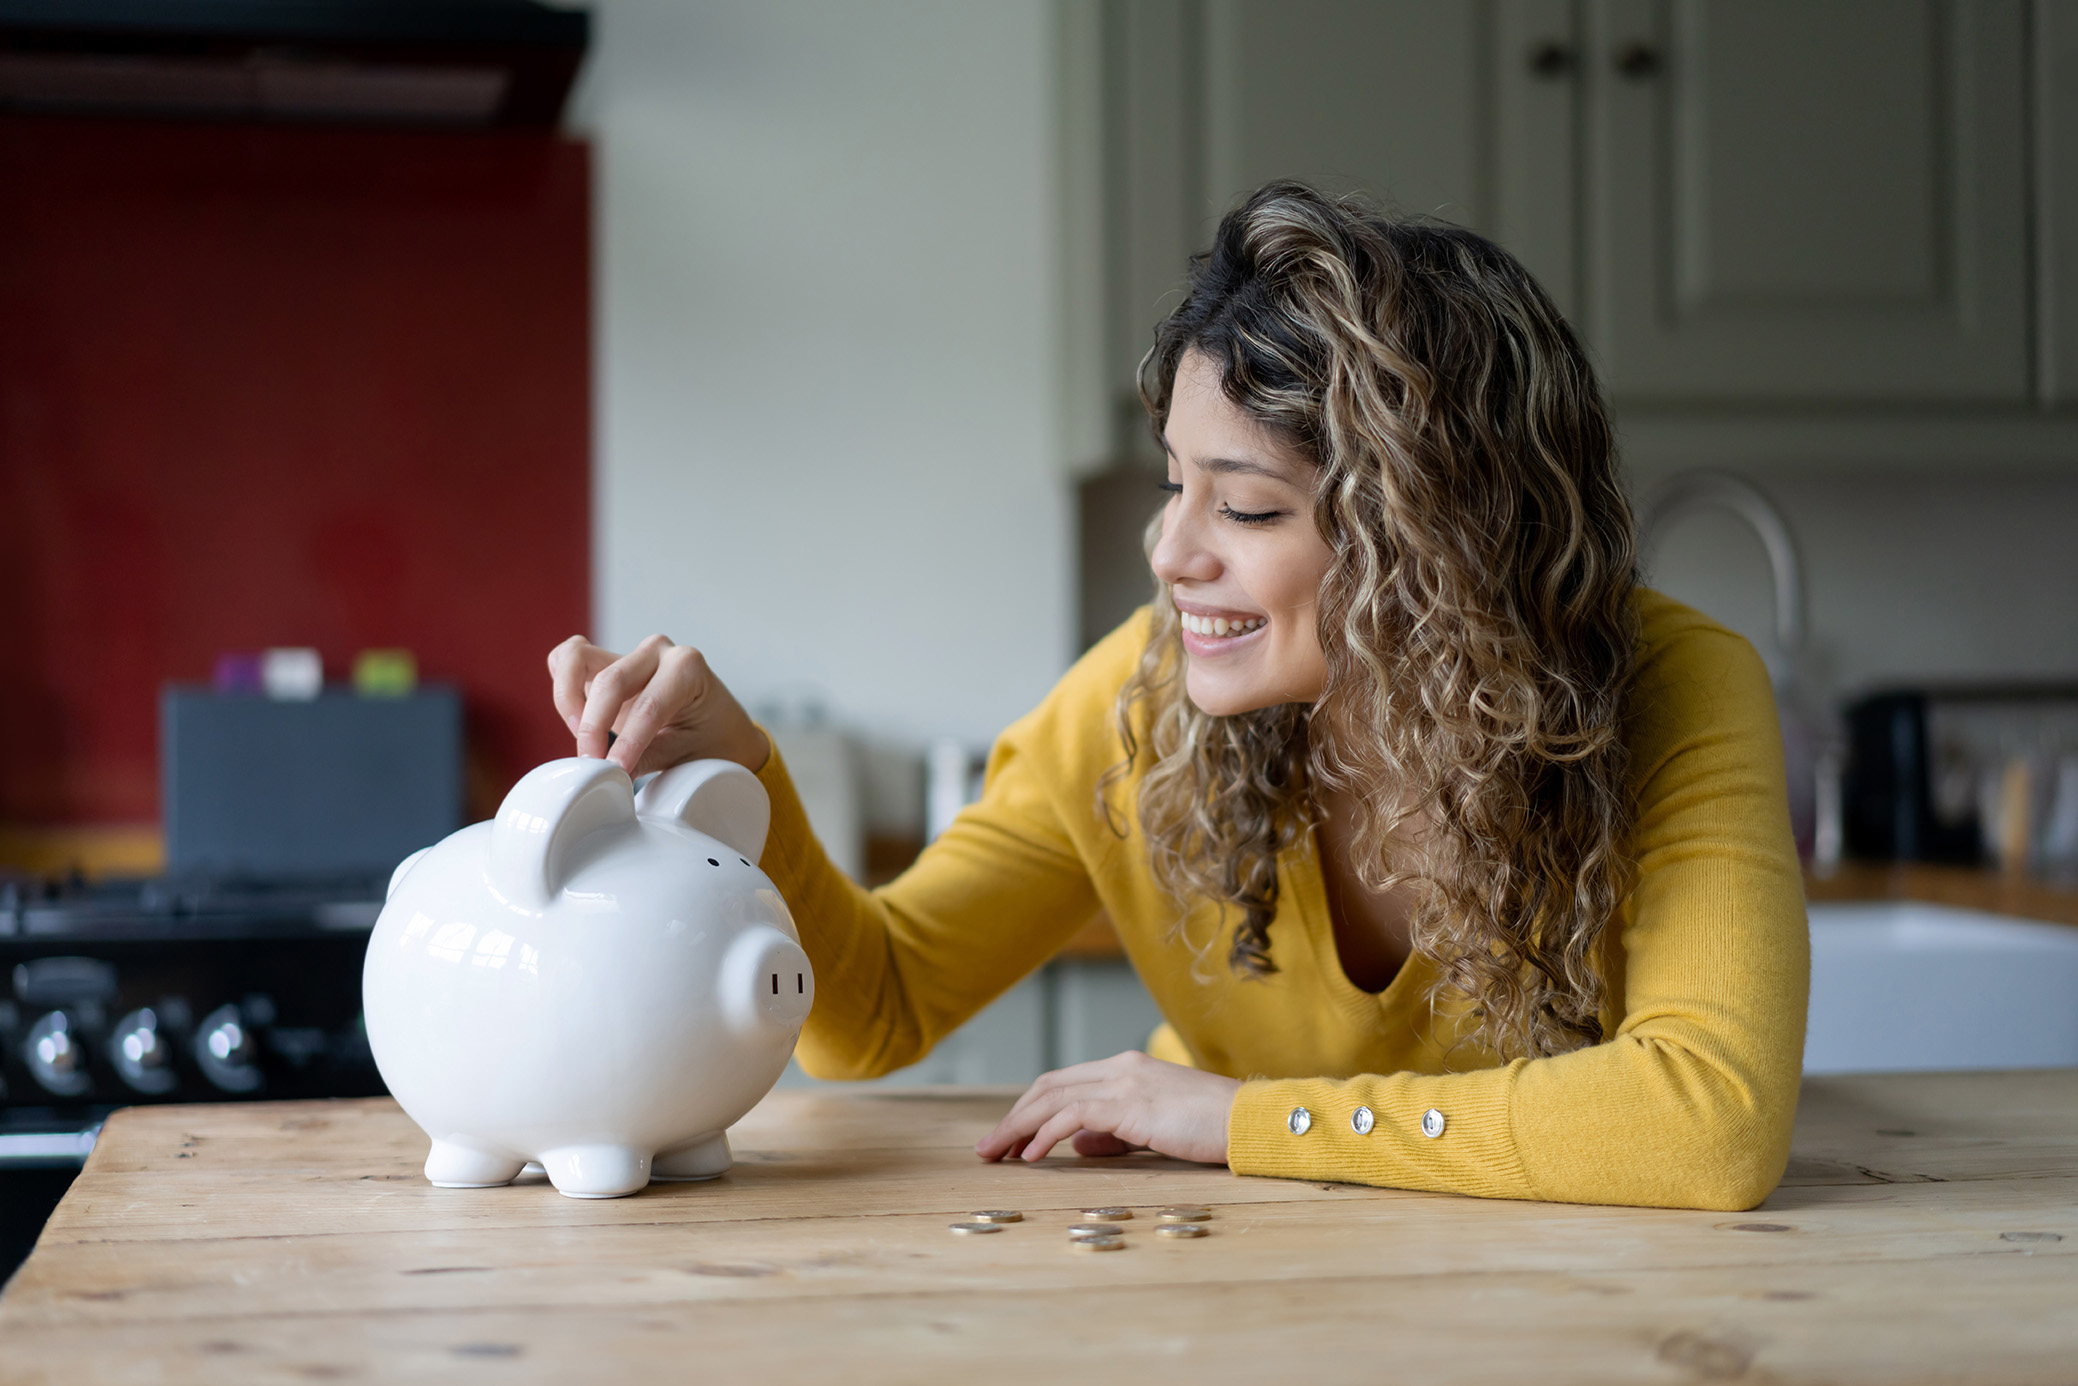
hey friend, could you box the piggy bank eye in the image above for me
[706,858,719,866]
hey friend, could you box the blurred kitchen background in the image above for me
[7,0,2078,1270]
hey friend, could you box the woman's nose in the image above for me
[1149,499,1220,587]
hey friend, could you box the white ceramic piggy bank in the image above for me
[363,757,813,1199]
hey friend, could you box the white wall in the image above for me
[574,1,1074,767]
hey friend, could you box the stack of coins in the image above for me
[1154,1207,1212,1240]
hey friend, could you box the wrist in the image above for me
[1221,1078,1240,1162]
[734,722,772,774]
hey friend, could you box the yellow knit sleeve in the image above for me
[1226,601,1810,1210]
[754,618,1150,1081]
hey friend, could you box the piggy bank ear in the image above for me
[489,759,636,909]
[636,759,770,862]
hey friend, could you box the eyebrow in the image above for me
[1159,436,1299,484]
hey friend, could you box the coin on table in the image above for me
[1154,1222,1210,1239]
[1157,1206,1212,1222]
[1066,1223,1124,1237]
[948,1221,1006,1235]
[970,1210,1023,1223]
[1069,1235,1126,1252]
[1080,1206,1133,1220]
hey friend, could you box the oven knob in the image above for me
[195,1004,262,1093]
[26,1010,93,1098]
[110,1007,178,1094]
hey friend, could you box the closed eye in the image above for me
[1156,479,1182,495]
[1219,503,1281,526]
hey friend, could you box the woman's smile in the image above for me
[1177,602,1268,653]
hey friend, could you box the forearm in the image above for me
[753,740,1101,1081]
[753,748,935,1078]
[1227,1028,1797,1211]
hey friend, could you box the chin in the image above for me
[1184,669,1277,718]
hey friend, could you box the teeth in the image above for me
[1180,612,1264,637]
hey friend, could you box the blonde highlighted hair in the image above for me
[1109,182,1639,1061]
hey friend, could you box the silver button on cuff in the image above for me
[1350,1105,1374,1136]
[1287,1106,1313,1135]
[1421,1108,1447,1139]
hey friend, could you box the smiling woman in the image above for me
[549,182,1808,1211]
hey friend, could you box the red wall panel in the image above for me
[0,117,590,828]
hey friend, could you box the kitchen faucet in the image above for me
[1639,471,1804,685]
[1638,471,1838,868]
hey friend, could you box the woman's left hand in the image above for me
[974,1051,1240,1166]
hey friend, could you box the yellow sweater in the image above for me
[754,589,1809,1211]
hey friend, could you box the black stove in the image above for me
[1,870,387,1117]
[1,870,389,1280]
[0,685,466,1282]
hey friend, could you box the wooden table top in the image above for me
[3,1071,2074,1384]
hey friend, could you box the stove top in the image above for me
[0,871,385,940]
[2,870,387,1124]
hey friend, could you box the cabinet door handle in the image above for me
[1527,40,1576,78]
[1614,41,1663,79]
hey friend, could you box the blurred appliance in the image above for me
[761,713,865,882]
[0,0,589,127]
[1844,687,2078,869]
[163,685,462,882]
[925,738,985,843]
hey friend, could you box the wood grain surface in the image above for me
[1,1071,2073,1384]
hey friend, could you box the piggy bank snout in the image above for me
[719,926,814,1035]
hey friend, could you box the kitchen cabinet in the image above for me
[1201,0,1580,316]
[1100,0,2042,409]
[1587,0,2029,403]
[2038,0,2078,404]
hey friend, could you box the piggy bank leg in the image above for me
[425,1140,525,1189]
[538,1144,651,1199]
[651,1132,731,1181]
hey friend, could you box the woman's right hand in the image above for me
[546,634,769,778]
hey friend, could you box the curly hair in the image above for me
[1107,181,1639,1061]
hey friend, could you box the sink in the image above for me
[1805,901,2078,1073]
